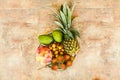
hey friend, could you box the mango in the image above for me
[52,30,63,42]
[38,35,53,45]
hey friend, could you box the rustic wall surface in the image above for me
[0,0,120,80]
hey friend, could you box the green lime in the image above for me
[52,30,63,42]
[38,35,53,45]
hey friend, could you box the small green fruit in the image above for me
[52,30,63,42]
[38,35,53,45]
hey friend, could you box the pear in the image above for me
[52,30,63,42]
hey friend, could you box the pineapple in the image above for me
[55,3,80,56]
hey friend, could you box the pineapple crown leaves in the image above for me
[54,3,80,39]
[70,29,80,38]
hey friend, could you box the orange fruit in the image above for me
[52,65,58,70]
[57,56,63,62]
[66,60,72,67]
[60,64,66,69]
[64,54,70,61]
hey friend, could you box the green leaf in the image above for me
[64,34,70,39]
[70,29,80,38]
[71,3,76,14]
[62,3,67,16]
[49,7,61,19]
[60,4,63,11]
[55,14,65,28]
[55,13,62,20]
[56,28,65,34]
[67,6,71,28]
[60,11,67,28]
[55,21,64,29]
[67,30,74,38]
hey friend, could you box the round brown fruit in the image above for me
[49,46,52,50]
[52,43,56,48]
[57,56,63,62]
[61,49,64,52]
[55,54,58,58]
[60,52,64,55]
[66,60,72,67]
[54,51,58,55]
[58,46,62,50]
[52,58,57,63]
[52,48,56,51]
[52,65,58,70]
[64,54,70,61]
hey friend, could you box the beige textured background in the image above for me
[0,0,120,80]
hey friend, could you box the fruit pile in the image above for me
[36,3,80,70]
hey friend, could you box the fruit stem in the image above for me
[37,64,51,70]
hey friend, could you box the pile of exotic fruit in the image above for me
[36,3,80,71]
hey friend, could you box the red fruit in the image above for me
[37,45,51,54]
[52,65,58,70]
[57,56,63,62]
[37,46,43,53]
[64,54,70,61]
[66,61,72,67]
[36,45,52,65]
[60,64,66,69]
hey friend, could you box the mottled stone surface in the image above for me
[0,0,120,80]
